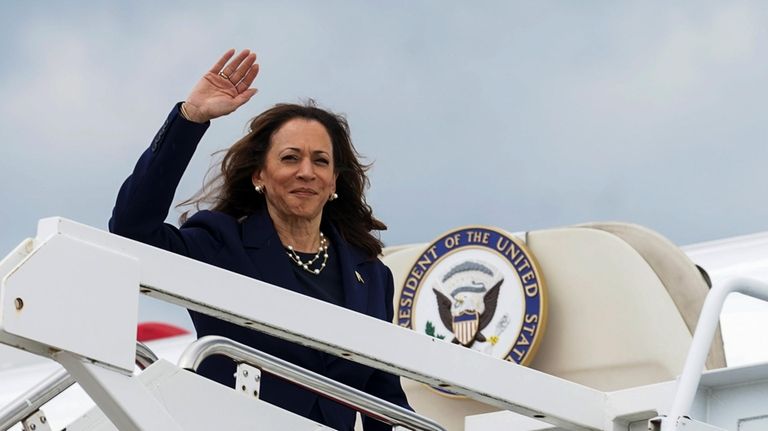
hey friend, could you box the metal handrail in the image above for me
[135,342,159,370]
[662,277,768,430]
[178,335,446,431]
[0,341,159,431]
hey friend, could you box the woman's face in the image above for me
[252,118,337,225]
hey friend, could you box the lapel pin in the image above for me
[355,271,365,284]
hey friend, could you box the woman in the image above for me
[110,49,410,430]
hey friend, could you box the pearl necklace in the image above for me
[286,232,329,275]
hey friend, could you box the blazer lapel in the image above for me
[323,224,369,367]
[241,210,302,294]
[325,223,369,316]
[240,210,368,308]
[240,211,370,369]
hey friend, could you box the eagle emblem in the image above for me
[433,261,502,347]
[396,226,547,376]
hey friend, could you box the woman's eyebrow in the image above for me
[278,147,301,154]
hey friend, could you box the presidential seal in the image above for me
[397,227,547,372]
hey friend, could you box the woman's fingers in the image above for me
[187,48,259,121]
[208,49,236,74]
[234,88,259,106]
[236,63,260,94]
[229,52,257,85]
[219,49,251,81]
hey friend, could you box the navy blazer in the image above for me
[110,104,410,430]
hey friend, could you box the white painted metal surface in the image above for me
[2,218,768,431]
[56,352,182,431]
[235,363,261,399]
[0,217,605,430]
[666,278,768,429]
[0,335,197,431]
[140,360,334,430]
[179,335,446,431]
[0,342,158,430]
[467,361,768,431]
[1,233,139,372]
[63,360,334,431]
[693,362,768,431]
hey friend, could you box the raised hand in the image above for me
[183,49,260,123]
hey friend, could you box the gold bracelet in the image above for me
[180,102,191,121]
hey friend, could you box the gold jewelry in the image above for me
[218,71,230,81]
[286,233,329,275]
[180,103,191,121]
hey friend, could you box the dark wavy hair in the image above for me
[178,101,386,258]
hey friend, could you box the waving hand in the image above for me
[182,49,260,123]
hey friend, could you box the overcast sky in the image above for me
[2,2,768,364]
[3,1,768,250]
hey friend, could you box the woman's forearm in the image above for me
[109,103,209,251]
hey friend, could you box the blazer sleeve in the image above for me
[109,103,211,255]
[363,265,413,430]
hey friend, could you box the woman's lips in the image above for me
[291,188,318,196]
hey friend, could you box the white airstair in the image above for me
[1,218,768,430]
